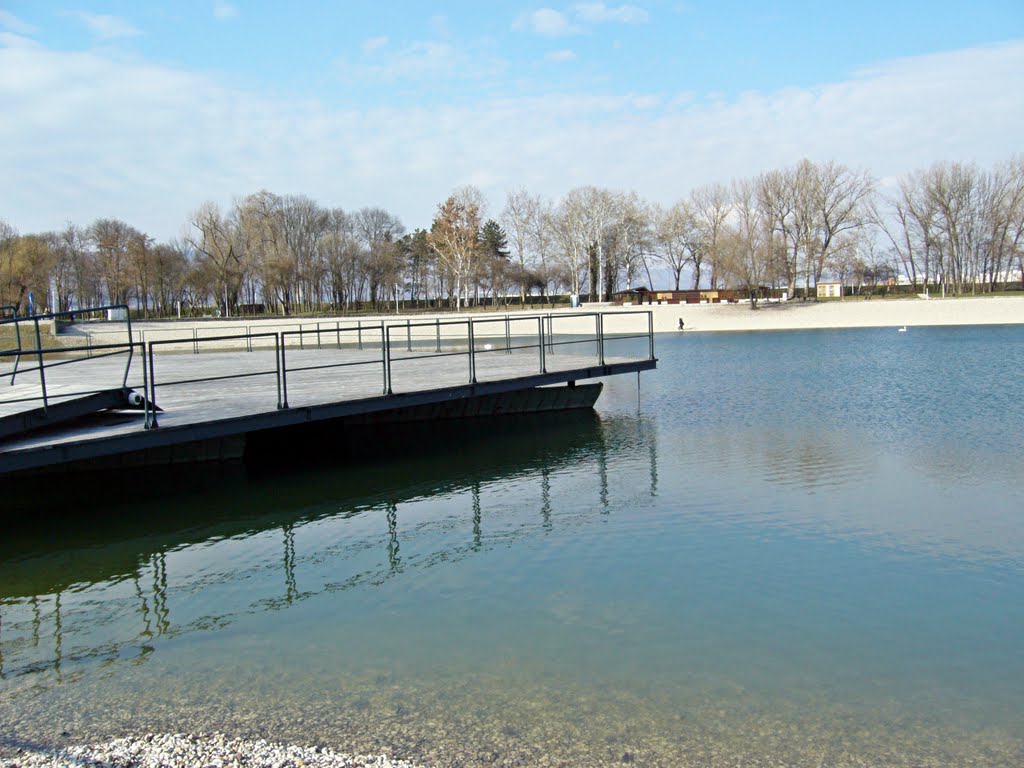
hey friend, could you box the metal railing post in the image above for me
[147,342,159,427]
[468,319,477,384]
[358,320,363,351]
[275,333,285,409]
[335,321,341,349]
[406,319,412,352]
[505,315,511,353]
[383,325,392,394]
[141,341,152,429]
[33,317,47,412]
[538,316,546,373]
[193,328,198,354]
[597,312,605,366]
[280,334,289,409]
[648,311,654,360]
[247,326,253,352]
[435,318,441,353]
[9,317,24,382]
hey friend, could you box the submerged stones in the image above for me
[6,733,428,768]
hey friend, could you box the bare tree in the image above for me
[502,188,540,304]
[805,160,875,287]
[0,219,21,308]
[236,190,292,313]
[527,197,559,304]
[690,183,730,289]
[150,240,190,316]
[757,166,802,296]
[722,179,772,308]
[188,202,243,316]
[90,218,142,306]
[127,230,155,316]
[322,208,362,310]
[279,194,330,312]
[428,189,481,310]
[355,207,405,309]
[554,188,592,299]
[614,192,653,292]
[651,201,692,290]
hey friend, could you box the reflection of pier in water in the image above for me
[0,413,658,684]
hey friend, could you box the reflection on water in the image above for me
[3,327,1024,767]
[0,411,633,686]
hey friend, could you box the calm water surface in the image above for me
[2,325,1023,767]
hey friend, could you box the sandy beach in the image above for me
[638,295,1024,334]
[45,296,1024,350]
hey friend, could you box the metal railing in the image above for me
[1,305,21,384]
[0,304,135,413]
[3,310,654,435]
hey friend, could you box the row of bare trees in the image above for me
[3,156,1022,317]
[875,159,1024,295]
[0,218,190,316]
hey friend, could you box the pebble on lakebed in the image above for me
[6,732,429,768]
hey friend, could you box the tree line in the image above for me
[2,156,1022,317]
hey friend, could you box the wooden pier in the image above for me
[0,309,656,476]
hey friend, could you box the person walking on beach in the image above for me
[677,318,685,331]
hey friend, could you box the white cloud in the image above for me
[574,3,649,24]
[362,35,389,53]
[523,9,577,36]
[0,10,37,35]
[69,12,141,40]
[0,31,39,49]
[546,49,577,61]
[0,39,1021,241]
[213,2,239,21]
[349,40,455,80]
[341,39,505,84]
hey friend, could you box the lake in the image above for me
[2,325,1023,767]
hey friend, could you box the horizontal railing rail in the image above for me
[3,310,654,437]
[1,304,134,411]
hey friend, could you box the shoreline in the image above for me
[639,295,1024,334]
[52,295,1024,343]
[5,733,428,768]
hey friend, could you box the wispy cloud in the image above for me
[213,2,239,21]
[340,38,505,85]
[0,10,37,35]
[546,49,577,61]
[520,9,578,37]
[574,3,649,24]
[345,40,456,81]
[68,12,141,40]
[518,4,649,36]
[1,39,1021,241]
[362,36,389,54]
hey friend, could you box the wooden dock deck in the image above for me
[0,310,656,475]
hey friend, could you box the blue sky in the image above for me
[1,2,1022,240]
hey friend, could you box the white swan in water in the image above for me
[898,325,907,332]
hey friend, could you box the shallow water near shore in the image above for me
[3,325,1024,766]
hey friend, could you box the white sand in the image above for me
[640,296,1024,333]
[61,296,1023,343]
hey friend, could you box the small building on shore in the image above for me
[615,288,742,305]
[816,281,844,299]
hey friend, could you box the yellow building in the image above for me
[816,281,843,299]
